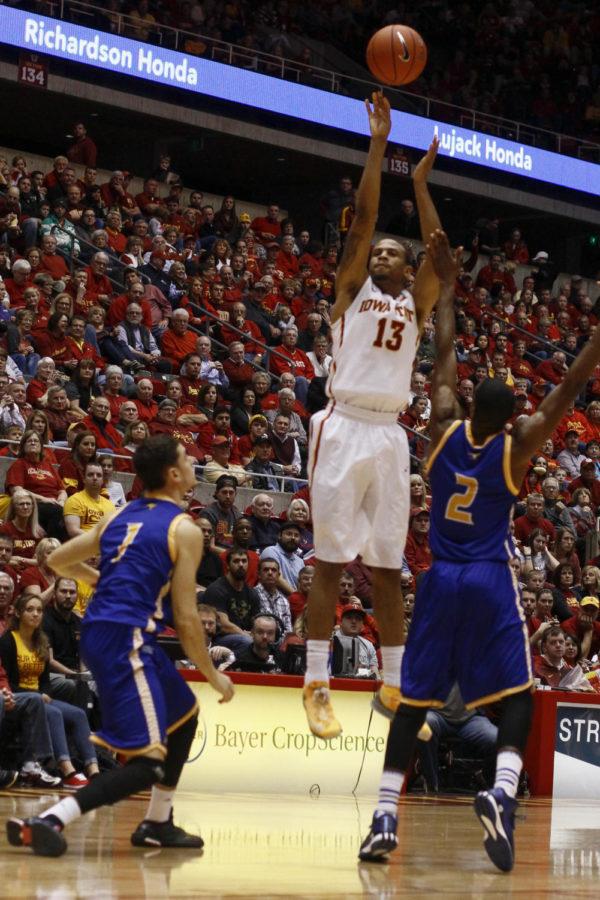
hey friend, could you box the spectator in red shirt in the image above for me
[535,350,568,386]
[514,493,556,544]
[39,234,69,281]
[561,596,600,659]
[66,122,97,167]
[135,177,163,217]
[222,342,255,389]
[160,309,198,370]
[533,626,574,687]
[269,325,314,405]
[33,312,76,372]
[251,203,281,245]
[5,430,67,539]
[288,566,314,624]
[4,259,33,307]
[276,235,300,279]
[476,254,516,295]
[84,253,113,308]
[133,378,158,423]
[404,508,432,577]
[78,396,122,451]
[100,171,140,216]
[569,460,600,510]
[503,228,529,264]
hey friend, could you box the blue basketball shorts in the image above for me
[80,621,198,758]
[401,559,533,709]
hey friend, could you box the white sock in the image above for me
[145,786,175,823]
[376,769,404,815]
[304,639,330,685]
[381,645,404,689]
[42,796,81,827]
[494,750,522,799]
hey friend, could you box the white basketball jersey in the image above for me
[326,276,419,414]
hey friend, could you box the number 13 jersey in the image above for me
[326,276,419,414]
[425,420,519,562]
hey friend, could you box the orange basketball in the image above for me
[366,25,427,87]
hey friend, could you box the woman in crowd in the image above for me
[26,357,63,409]
[287,498,313,557]
[214,196,238,240]
[19,537,60,602]
[580,565,600,598]
[25,410,59,465]
[0,593,99,787]
[552,562,582,617]
[64,357,102,415]
[568,487,596,539]
[0,489,45,566]
[121,419,150,457]
[43,385,74,442]
[522,528,559,581]
[98,454,126,507]
[197,383,219,420]
[409,474,429,511]
[5,430,67,539]
[213,238,231,269]
[553,528,582,584]
[7,309,40,376]
[230,387,260,436]
[58,430,97,494]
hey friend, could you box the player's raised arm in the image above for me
[511,323,600,486]
[426,230,464,448]
[412,137,443,329]
[331,91,391,324]
[170,517,234,704]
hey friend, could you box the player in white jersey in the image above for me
[303,92,444,739]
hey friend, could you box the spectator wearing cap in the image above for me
[40,198,80,257]
[149,399,204,461]
[115,303,171,373]
[531,250,558,295]
[160,309,198,370]
[244,281,280,343]
[203,435,251,486]
[269,325,314,405]
[335,605,379,678]
[140,250,171,297]
[261,521,304,595]
[404,508,432,578]
[540,476,577,536]
[568,459,600,510]
[557,430,588,480]
[561,597,600,659]
[514,493,556,544]
[457,346,482,381]
[202,475,241,549]
[245,434,282,491]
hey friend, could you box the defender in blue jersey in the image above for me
[360,231,600,872]
[6,436,234,858]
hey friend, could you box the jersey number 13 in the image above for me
[372,318,405,351]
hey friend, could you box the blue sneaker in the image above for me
[358,812,398,862]
[474,788,518,872]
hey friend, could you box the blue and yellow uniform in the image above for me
[80,497,198,758]
[401,420,533,708]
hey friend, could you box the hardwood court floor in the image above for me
[1,789,599,898]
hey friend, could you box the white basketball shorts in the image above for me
[308,401,410,569]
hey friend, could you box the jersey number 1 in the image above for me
[373,318,404,351]
[111,522,143,562]
[445,475,479,525]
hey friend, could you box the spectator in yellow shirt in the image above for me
[63,462,115,539]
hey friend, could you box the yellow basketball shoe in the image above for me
[371,686,433,740]
[303,681,342,739]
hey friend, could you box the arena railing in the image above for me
[44,0,600,163]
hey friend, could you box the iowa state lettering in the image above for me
[358,298,414,321]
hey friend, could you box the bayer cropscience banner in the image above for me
[554,702,600,799]
[2,8,600,197]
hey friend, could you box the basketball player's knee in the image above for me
[132,755,166,784]
[162,713,198,787]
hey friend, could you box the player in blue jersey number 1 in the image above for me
[360,231,600,872]
[6,435,234,857]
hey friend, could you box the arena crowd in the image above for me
[0,127,599,791]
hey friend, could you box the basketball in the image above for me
[366,25,427,86]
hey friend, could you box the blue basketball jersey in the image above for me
[425,420,518,563]
[84,497,189,632]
